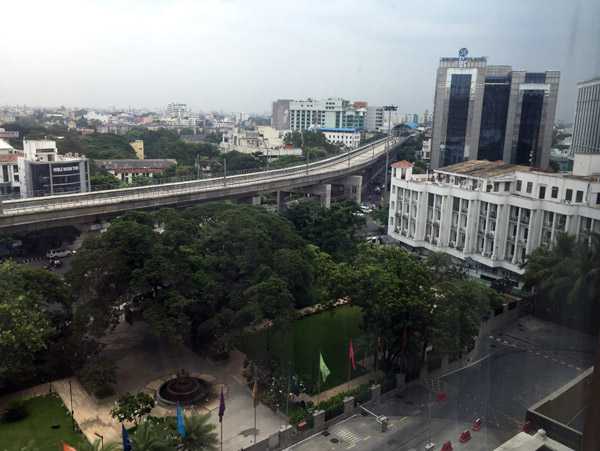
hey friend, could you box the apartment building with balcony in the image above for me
[388,158,600,280]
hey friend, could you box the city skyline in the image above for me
[1,0,599,122]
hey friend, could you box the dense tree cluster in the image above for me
[65,203,323,348]
[0,261,100,393]
[1,199,505,396]
[324,245,503,371]
[281,199,365,262]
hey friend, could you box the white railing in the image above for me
[1,137,404,217]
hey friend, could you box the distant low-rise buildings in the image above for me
[312,127,361,149]
[94,159,177,183]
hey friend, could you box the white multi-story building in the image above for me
[366,106,384,132]
[570,76,600,170]
[388,158,600,280]
[312,127,361,149]
[272,98,366,132]
[165,103,191,120]
[0,139,24,198]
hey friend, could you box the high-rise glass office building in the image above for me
[430,50,559,169]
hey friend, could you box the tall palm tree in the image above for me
[521,232,600,332]
[177,410,219,451]
[75,438,122,451]
[130,419,176,450]
[425,251,451,280]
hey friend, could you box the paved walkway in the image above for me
[1,307,379,450]
[1,321,288,450]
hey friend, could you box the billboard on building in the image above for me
[272,100,291,130]
[0,131,19,139]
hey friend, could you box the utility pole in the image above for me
[383,105,397,206]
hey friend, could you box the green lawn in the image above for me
[238,305,370,391]
[0,394,84,451]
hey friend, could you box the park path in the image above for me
[1,321,287,450]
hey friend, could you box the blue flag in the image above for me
[122,424,132,451]
[219,388,226,422]
[289,367,300,396]
[177,403,185,437]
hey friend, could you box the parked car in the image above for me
[45,249,71,259]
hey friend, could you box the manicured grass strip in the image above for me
[0,394,83,450]
[238,305,369,391]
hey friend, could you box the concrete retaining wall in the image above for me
[526,368,593,450]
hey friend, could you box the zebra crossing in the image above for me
[329,423,363,444]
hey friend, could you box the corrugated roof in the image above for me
[437,160,529,178]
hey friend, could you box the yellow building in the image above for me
[130,140,144,159]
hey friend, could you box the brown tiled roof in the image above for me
[391,160,413,167]
[0,153,23,163]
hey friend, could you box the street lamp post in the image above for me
[383,105,398,206]
[69,380,75,432]
[94,432,104,449]
[425,393,435,450]
[383,106,398,200]
[210,158,227,186]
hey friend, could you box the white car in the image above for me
[46,249,72,259]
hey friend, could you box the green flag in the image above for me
[319,352,331,382]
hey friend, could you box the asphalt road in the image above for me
[289,316,597,451]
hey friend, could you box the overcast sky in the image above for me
[2,0,599,121]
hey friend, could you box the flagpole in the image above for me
[374,341,379,385]
[253,374,257,445]
[286,361,291,420]
[347,339,351,392]
[220,420,223,451]
[317,350,321,408]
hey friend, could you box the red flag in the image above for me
[350,340,356,370]
[403,327,408,349]
[63,443,77,451]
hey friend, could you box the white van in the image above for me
[46,249,72,258]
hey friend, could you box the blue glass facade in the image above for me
[477,77,511,161]
[515,90,544,165]
[525,73,546,83]
[443,74,471,166]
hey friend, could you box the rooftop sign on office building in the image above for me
[440,47,487,65]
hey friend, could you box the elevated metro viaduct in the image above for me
[0,137,407,235]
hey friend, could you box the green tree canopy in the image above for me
[0,262,56,389]
[521,232,600,332]
[110,391,156,426]
[282,199,365,262]
[65,203,323,347]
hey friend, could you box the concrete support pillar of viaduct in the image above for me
[234,195,261,206]
[277,191,285,213]
[333,175,363,204]
[293,184,332,208]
